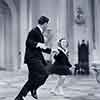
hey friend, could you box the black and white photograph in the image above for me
[0,0,100,100]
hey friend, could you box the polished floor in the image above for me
[0,70,100,100]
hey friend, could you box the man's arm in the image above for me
[42,48,59,54]
[26,30,38,48]
[26,30,46,49]
[42,48,51,54]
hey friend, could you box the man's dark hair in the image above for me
[38,16,49,25]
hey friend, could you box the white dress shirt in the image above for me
[37,25,43,33]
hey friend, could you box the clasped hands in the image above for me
[36,43,47,49]
[36,43,59,54]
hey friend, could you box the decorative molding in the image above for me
[75,7,85,25]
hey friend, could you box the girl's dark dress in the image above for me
[49,48,72,75]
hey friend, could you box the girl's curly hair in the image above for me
[57,38,69,48]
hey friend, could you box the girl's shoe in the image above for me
[50,89,59,96]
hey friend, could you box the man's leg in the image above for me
[30,62,49,97]
[15,64,35,100]
[34,74,48,90]
[15,79,32,100]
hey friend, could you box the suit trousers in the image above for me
[18,61,48,97]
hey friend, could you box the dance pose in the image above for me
[15,16,53,100]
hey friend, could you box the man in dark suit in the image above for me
[15,16,52,100]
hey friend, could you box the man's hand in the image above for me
[36,43,47,49]
[52,49,59,55]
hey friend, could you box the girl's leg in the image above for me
[51,75,66,95]
[56,75,66,95]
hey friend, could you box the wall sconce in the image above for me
[75,7,85,25]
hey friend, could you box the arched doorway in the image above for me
[0,0,18,70]
[0,0,12,69]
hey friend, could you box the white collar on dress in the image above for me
[57,46,69,56]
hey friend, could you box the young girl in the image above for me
[49,38,72,96]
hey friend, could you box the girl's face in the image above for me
[61,39,68,49]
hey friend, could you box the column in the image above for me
[4,0,19,70]
[66,0,74,64]
[57,0,67,39]
[4,11,12,70]
[0,14,5,68]
[20,0,28,69]
[28,0,33,30]
[93,0,100,64]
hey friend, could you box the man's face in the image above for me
[43,23,48,32]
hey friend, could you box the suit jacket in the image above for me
[24,27,51,65]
